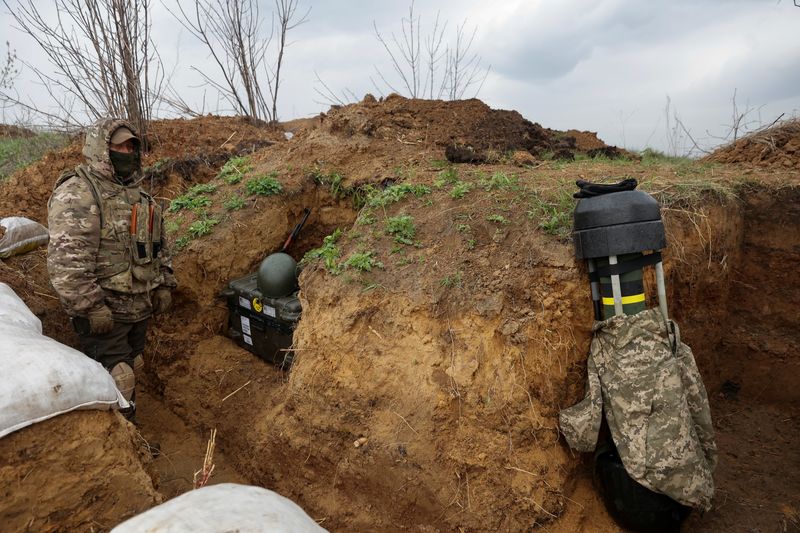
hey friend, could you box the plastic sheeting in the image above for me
[0,283,128,439]
[111,483,327,533]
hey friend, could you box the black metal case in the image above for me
[222,272,301,369]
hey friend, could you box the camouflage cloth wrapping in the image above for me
[47,118,176,322]
[559,309,716,510]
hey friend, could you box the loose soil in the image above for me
[705,118,800,170]
[1,100,799,532]
[0,410,160,532]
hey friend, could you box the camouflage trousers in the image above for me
[559,309,717,510]
[74,318,149,370]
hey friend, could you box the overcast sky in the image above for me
[2,0,799,154]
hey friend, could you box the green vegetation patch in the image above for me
[246,172,283,196]
[343,250,383,272]
[479,171,518,191]
[223,194,246,211]
[219,156,253,184]
[187,216,220,238]
[169,183,219,212]
[0,132,69,181]
[301,228,343,274]
[385,214,416,245]
[366,182,431,208]
[527,189,574,237]
[450,181,472,199]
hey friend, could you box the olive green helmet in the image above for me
[257,252,298,298]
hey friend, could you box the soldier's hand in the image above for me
[152,287,172,315]
[88,305,114,335]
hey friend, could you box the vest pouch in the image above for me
[130,200,153,266]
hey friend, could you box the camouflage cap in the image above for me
[82,118,140,178]
[110,126,138,145]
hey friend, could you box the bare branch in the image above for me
[2,0,164,140]
[371,2,489,101]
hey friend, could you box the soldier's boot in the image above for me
[111,362,136,422]
[130,354,160,457]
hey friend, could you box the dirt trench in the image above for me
[132,179,799,532]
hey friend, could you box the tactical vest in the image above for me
[54,167,164,295]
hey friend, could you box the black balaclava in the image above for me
[109,149,140,182]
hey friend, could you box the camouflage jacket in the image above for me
[47,118,176,323]
[559,309,717,510]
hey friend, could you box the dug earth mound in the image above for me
[1,97,798,531]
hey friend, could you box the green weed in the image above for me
[174,235,191,251]
[385,214,416,245]
[486,214,510,224]
[356,209,377,225]
[187,216,220,238]
[164,216,183,234]
[219,156,252,184]
[246,172,283,196]
[456,223,471,233]
[434,166,459,188]
[224,194,246,211]
[301,228,343,273]
[450,181,472,199]
[366,183,431,208]
[169,183,219,212]
[344,250,383,272]
[527,189,574,237]
[169,194,211,212]
[479,171,518,190]
[440,271,463,288]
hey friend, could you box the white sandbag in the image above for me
[0,216,49,259]
[111,483,327,533]
[0,282,128,439]
[0,282,42,332]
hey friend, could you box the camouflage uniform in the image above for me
[559,309,717,510]
[47,118,176,410]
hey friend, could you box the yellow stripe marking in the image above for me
[602,293,645,306]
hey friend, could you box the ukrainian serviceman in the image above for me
[47,118,176,420]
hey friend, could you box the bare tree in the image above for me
[372,1,489,101]
[1,0,163,138]
[166,0,309,123]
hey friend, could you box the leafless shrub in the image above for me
[166,0,309,123]
[1,0,164,139]
[371,1,489,101]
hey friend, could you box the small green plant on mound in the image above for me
[174,235,191,251]
[169,183,219,212]
[344,250,383,272]
[246,172,283,196]
[356,209,377,225]
[301,228,343,273]
[479,171,518,191]
[187,216,220,238]
[164,216,183,234]
[434,166,459,188]
[365,182,431,208]
[169,193,211,212]
[527,189,574,237]
[219,156,253,184]
[312,169,346,198]
[456,223,471,233]
[486,214,510,225]
[385,214,416,245]
[440,271,463,288]
[450,181,472,199]
[224,194,246,211]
